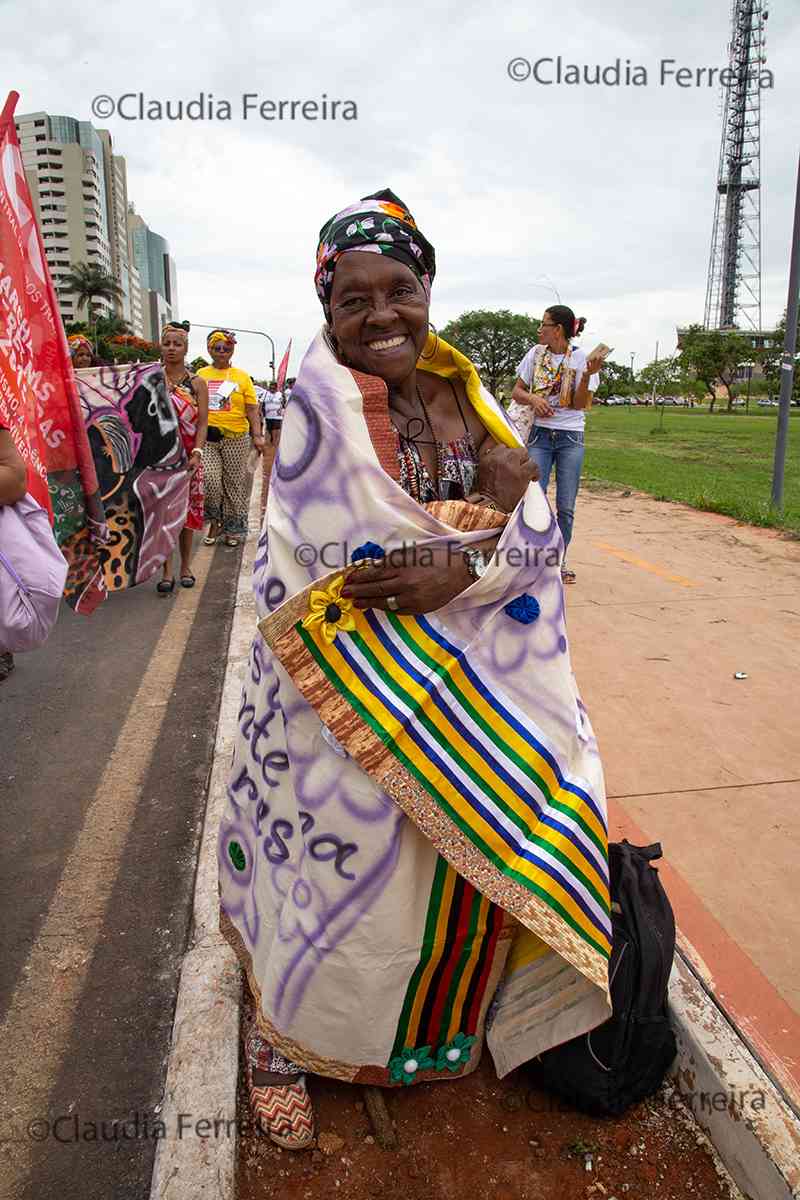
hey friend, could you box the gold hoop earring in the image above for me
[420,321,439,360]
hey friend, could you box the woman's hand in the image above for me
[252,434,267,455]
[585,352,605,376]
[187,451,203,475]
[477,442,539,512]
[341,545,484,615]
[514,389,553,418]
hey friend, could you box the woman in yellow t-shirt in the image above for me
[198,329,265,547]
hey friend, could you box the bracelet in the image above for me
[190,447,203,457]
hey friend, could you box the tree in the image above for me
[594,359,634,400]
[108,334,161,363]
[61,262,123,351]
[636,356,681,399]
[762,311,800,405]
[439,309,540,397]
[190,356,210,372]
[95,314,132,340]
[678,324,754,412]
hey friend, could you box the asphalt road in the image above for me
[0,536,243,1200]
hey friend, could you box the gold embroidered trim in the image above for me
[221,910,359,1082]
[257,611,609,996]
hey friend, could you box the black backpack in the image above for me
[535,841,677,1116]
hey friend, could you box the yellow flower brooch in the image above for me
[301,575,356,644]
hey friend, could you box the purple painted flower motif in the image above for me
[218,817,260,946]
[504,594,541,624]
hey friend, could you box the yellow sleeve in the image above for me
[240,371,258,407]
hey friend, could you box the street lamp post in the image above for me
[533,275,562,304]
[190,322,276,381]
[746,361,753,415]
[771,151,800,511]
[629,352,636,408]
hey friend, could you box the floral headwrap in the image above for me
[68,334,93,358]
[315,188,436,322]
[161,320,189,345]
[207,328,237,349]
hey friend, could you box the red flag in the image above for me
[0,91,101,532]
[276,339,292,390]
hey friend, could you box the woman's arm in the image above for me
[187,377,209,474]
[0,429,28,506]
[245,402,266,449]
[193,376,209,451]
[511,375,554,419]
[571,353,603,410]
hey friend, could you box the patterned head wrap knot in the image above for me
[207,328,236,349]
[161,320,190,345]
[68,334,93,357]
[315,188,436,323]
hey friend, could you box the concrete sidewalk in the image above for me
[566,485,800,1112]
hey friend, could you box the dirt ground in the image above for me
[237,991,741,1200]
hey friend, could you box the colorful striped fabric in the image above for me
[292,603,612,969]
[391,856,504,1059]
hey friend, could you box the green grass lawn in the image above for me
[583,406,800,533]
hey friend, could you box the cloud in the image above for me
[5,0,798,378]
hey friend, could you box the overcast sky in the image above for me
[5,0,799,381]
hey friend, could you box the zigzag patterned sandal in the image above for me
[245,1029,315,1150]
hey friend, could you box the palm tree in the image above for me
[95,313,132,341]
[61,263,123,351]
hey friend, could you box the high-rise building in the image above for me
[97,133,144,337]
[13,110,175,343]
[127,205,178,343]
[15,111,115,327]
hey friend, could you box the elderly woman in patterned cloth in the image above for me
[218,190,611,1150]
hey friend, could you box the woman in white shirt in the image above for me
[511,306,603,584]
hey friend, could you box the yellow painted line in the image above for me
[0,545,216,1185]
[594,541,700,588]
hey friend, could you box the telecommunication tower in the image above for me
[703,0,769,331]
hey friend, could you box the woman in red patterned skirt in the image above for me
[158,322,209,593]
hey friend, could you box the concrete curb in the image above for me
[149,475,800,1200]
[149,481,262,1200]
[669,951,800,1200]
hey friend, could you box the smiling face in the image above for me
[328,253,429,386]
[72,345,93,368]
[208,336,235,368]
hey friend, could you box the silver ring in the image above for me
[386,595,399,611]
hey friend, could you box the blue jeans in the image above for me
[527,427,585,557]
